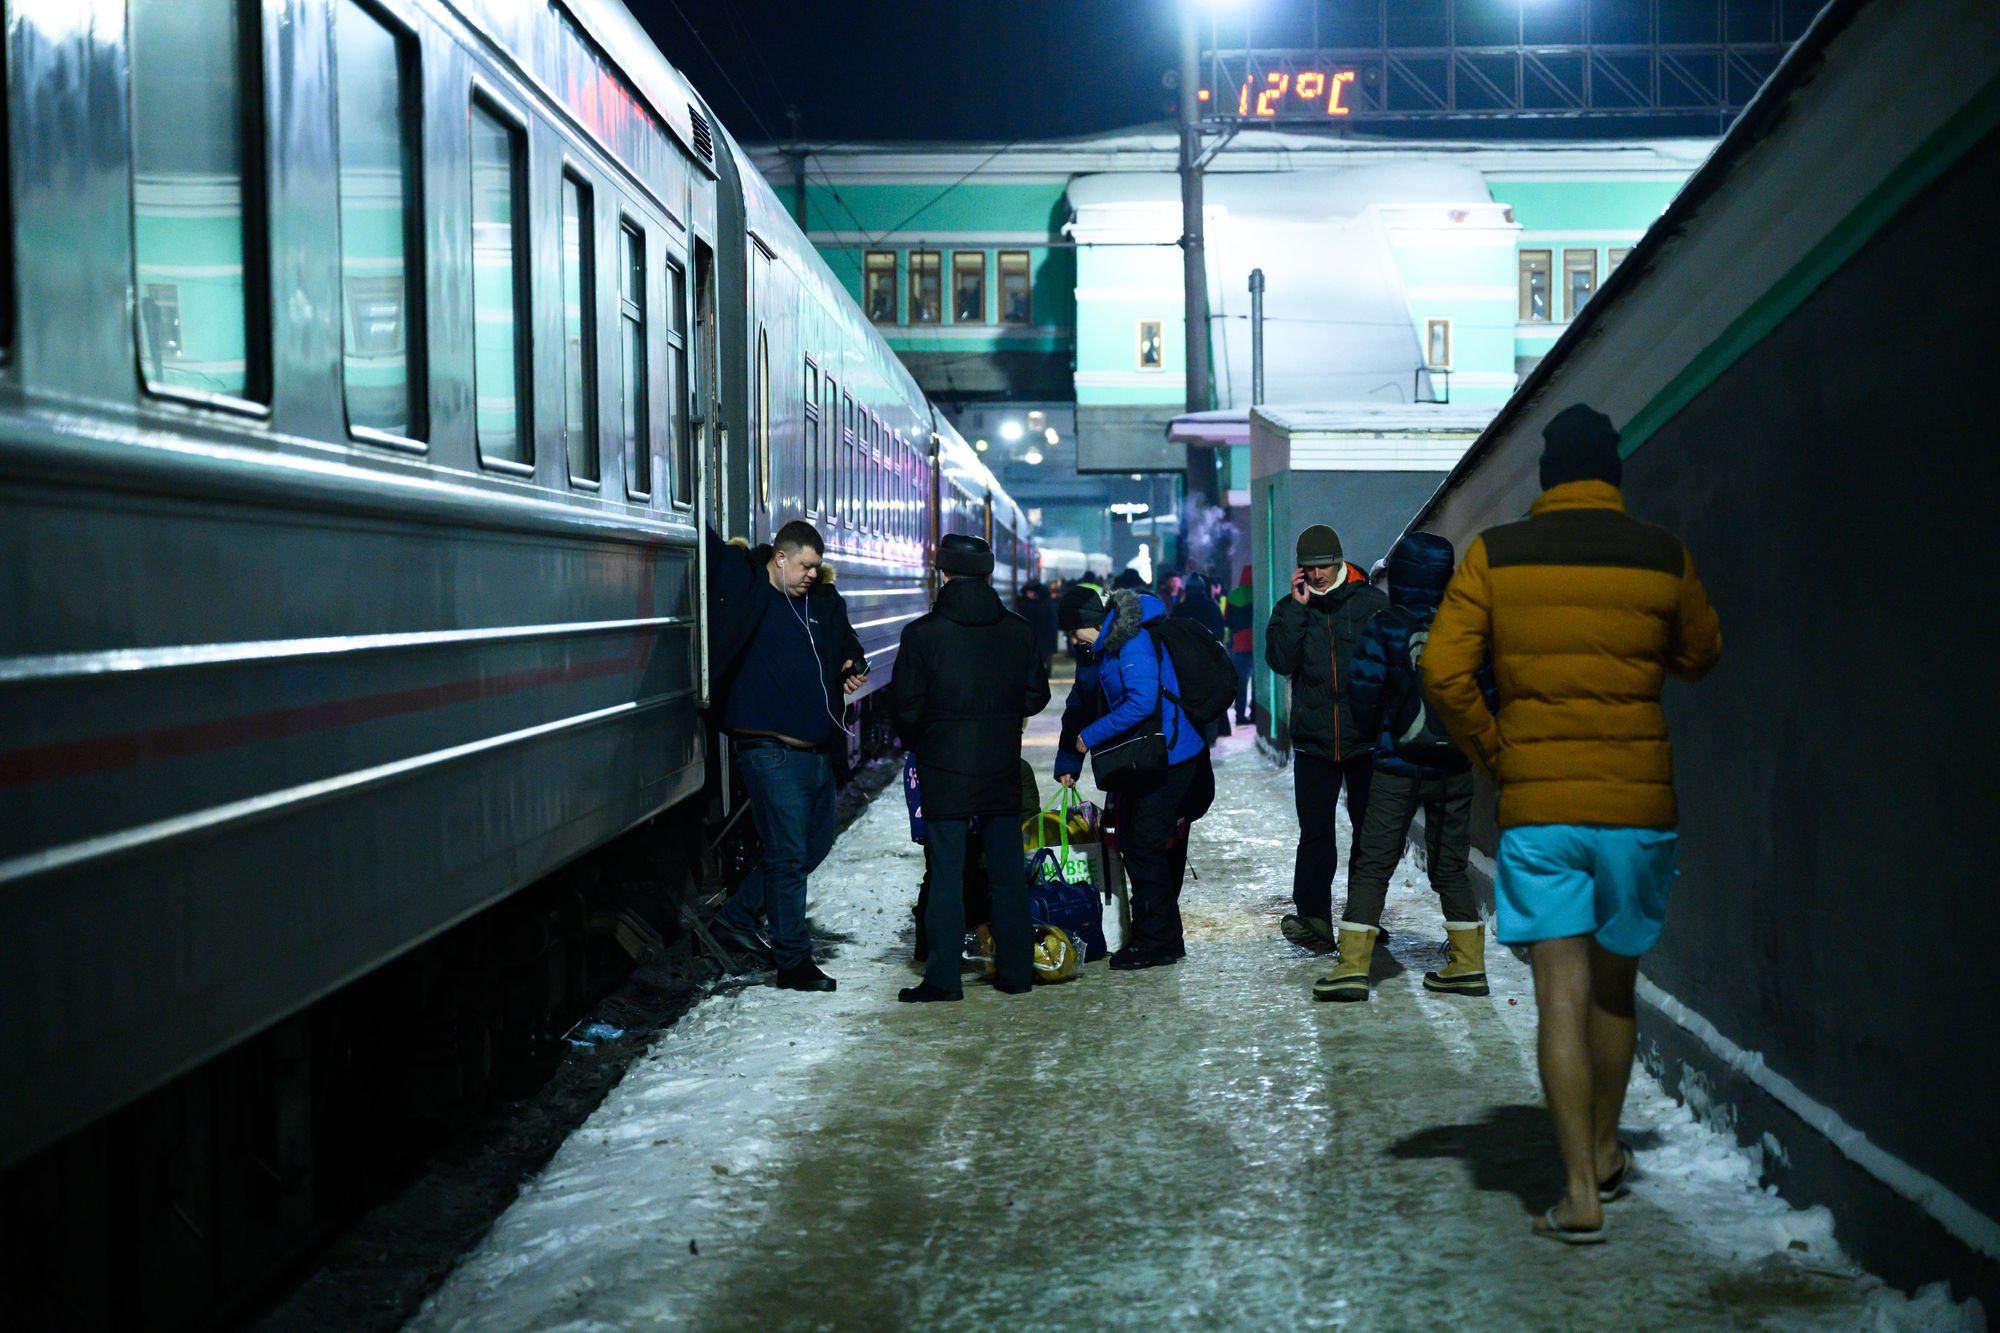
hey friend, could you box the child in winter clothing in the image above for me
[1313,532,1493,1004]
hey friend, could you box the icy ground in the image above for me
[410,700,1981,1332]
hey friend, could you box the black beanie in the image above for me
[1057,583,1105,634]
[1539,403,1623,490]
[937,533,994,577]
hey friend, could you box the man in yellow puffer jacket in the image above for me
[1423,403,1720,1246]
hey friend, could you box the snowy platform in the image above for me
[410,701,1975,1332]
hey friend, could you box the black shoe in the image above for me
[898,981,962,1003]
[1280,914,1337,954]
[1109,945,1178,971]
[992,977,1033,994]
[775,961,837,992]
[710,917,774,964]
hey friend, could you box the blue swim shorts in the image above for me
[1493,824,1679,957]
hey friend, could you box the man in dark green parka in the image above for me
[1265,524,1388,952]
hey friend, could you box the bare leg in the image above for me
[1588,941,1641,1181]
[1529,936,1603,1230]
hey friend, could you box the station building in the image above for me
[748,128,1713,576]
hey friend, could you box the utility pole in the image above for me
[1177,4,1215,514]
[1249,268,1265,406]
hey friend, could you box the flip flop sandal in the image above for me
[1534,1207,1606,1245]
[1598,1142,1637,1203]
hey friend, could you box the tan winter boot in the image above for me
[1423,922,1490,996]
[1313,925,1377,1002]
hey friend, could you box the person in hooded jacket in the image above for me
[1016,578,1060,673]
[1052,582,1107,788]
[1073,587,1213,969]
[1224,565,1256,725]
[1313,532,1494,1004]
[891,534,1052,1001]
[1265,524,1389,953]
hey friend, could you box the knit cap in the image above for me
[1539,403,1623,490]
[1295,524,1344,568]
[1056,583,1105,634]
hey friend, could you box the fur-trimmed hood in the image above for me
[1099,587,1165,658]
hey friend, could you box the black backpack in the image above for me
[1151,617,1238,724]
[1385,606,1461,764]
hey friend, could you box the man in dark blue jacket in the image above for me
[1314,532,1490,1003]
[705,521,866,993]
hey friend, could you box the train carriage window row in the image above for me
[863,250,1034,327]
[130,0,270,408]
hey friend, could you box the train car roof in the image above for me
[550,0,714,174]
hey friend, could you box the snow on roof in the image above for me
[1251,402,1500,435]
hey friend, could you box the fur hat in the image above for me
[937,533,994,577]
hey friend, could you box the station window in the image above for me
[1563,249,1598,321]
[619,221,649,496]
[335,0,423,441]
[864,251,896,323]
[1518,249,1552,323]
[1426,318,1451,369]
[1138,320,1163,370]
[999,251,1031,325]
[1609,246,1632,272]
[952,252,986,323]
[470,99,530,466]
[669,262,690,504]
[908,251,941,324]
[803,359,821,511]
[560,174,597,483]
[130,0,268,405]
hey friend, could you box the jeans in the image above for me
[1291,751,1374,922]
[719,744,837,969]
[926,816,1031,991]
[1341,769,1477,929]
[1117,750,1213,954]
[1231,650,1253,721]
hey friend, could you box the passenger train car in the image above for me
[0,0,1030,1320]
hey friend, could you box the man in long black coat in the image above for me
[891,534,1052,1001]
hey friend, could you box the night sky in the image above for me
[626,0,1825,146]
[629,0,1182,145]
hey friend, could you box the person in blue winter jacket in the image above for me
[1071,587,1214,969]
[1314,532,1495,1004]
[1053,582,1106,788]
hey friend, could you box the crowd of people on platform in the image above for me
[698,400,1720,1243]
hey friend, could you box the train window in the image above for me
[0,28,12,359]
[756,329,770,508]
[803,360,821,511]
[864,251,896,323]
[952,252,985,323]
[840,391,854,525]
[1563,249,1598,321]
[669,262,691,504]
[619,221,649,496]
[908,252,940,324]
[129,0,269,405]
[999,251,1031,325]
[470,99,530,467]
[821,374,837,515]
[560,173,597,483]
[335,0,424,442]
[1518,250,1552,322]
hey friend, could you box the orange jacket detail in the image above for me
[1420,480,1722,830]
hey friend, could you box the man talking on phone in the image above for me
[1265,524,1387,954]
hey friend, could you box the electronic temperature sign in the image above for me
[1198,54,1380,123]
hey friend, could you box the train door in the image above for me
[695,241,720,707]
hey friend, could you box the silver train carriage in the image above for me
[0,0,1035,1189]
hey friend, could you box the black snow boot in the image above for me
[775,961,837,993]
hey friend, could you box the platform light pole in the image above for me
[1249,267,1265,406]
[1177,5,1210,421]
